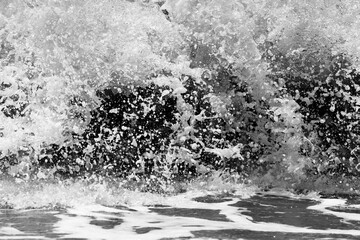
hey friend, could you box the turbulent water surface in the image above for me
[3,0,360,239]
[2,191,360,240]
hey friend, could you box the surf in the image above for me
[1,0,360,213]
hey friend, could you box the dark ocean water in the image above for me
[1,193,360,240]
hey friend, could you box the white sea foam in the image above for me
[52,194,360,240]
[1,177,360,239]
